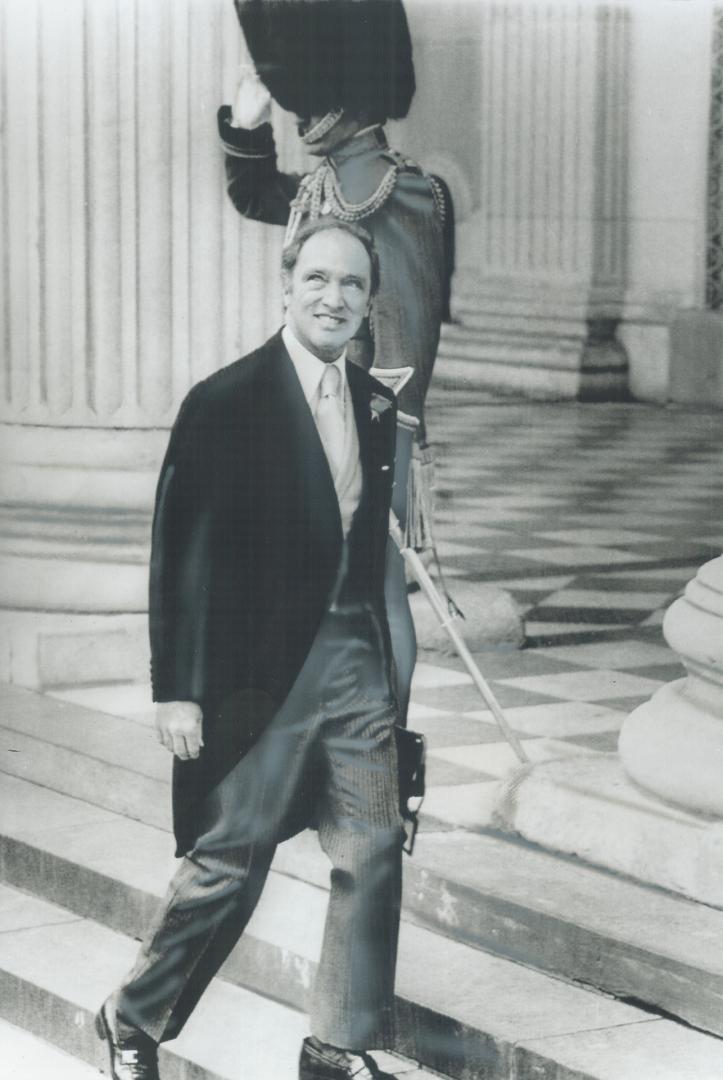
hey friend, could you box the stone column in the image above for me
[665,6,723,407]
[437,0,631,400]
[621,2,713,403]
[619,555,723,816]
[0,0,304,689]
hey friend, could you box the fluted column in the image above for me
[0,0,307,687]
[0,0,305,431]
[440,1,630,399]
[619,555,723,817]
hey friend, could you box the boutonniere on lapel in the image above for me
[370,393,393,423]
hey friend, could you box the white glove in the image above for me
[231,63,272,129]
[155,700,204,761]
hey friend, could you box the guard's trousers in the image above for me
[116,605,405,1051]
[384,416,417,723]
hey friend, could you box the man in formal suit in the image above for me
[95,217,405,1080]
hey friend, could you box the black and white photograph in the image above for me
[1,1,723,1077]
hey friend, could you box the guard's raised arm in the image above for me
[231,63,272,130]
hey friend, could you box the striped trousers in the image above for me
[116,603,405,1051]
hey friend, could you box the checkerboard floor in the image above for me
[48,394,723,838]
[413,391,723,832]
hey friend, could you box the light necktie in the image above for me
[315,363,345,480]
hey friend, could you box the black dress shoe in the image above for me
[299,1036,397,1079]
[95,1000,160,1080]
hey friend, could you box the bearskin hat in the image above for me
[234,0,416,122]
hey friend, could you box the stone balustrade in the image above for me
[619,554,723,817]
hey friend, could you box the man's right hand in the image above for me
[155,701,204,761]
[231,63,272,129]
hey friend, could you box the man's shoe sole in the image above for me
[95,1004,116,1078]
[94,1005,107,1042]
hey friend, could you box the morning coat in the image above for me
[148,331,397,854]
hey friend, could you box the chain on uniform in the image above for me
[284,148,443,246]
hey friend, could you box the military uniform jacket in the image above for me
[217,112,444,442]
[149,331,397,854]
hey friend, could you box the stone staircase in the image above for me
[2,682,723,1079]
[3,1017,108,1080]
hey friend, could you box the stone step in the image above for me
[47,680,157,724]
[449,283,605,321]
[0,681,171,831]
[440,319,583,345]
[0,610,150,692]
[496,753,723,907]
[0,884,432,1080]
[0,774,654,1079]
[432,351,575,399]
[2,1018,109,1080]
[3,682,723,1040]
[5,882,722,1080]
[438,333,575,367]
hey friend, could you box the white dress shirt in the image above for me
[282,324,348,411]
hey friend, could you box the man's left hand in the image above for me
[155,700,204,760]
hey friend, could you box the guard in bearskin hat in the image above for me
[218,0,451,727]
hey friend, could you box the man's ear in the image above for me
[281,274,291,308]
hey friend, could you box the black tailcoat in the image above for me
[148,331,397,854]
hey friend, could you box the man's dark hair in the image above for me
[281,217,381,296]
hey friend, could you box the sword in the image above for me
[388,511,530,765]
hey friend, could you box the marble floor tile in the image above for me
[536,528,666,546]
[538,589,674,611]
[411,663,473,690]
[421,781,502,829]
[508,546,650,566]
[497,669,665,702]
[464,701,625,738]
[429,737,600,779]
[524,621,629,636]
[538,640,676,670]
[494,575,577,590]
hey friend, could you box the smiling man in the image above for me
[95,218,404,1080]
[283,220,379,361]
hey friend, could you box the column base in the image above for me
[0,610,150,691]
[670,309,723,406]
[0,423,159,689]
[620,679,723,818]
[494,754,723,907]
[618,555,723,817]
[437,278,630,401]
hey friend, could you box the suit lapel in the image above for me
[346,359,374,485]
[346,360,395,508]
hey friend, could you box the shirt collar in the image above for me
[282,324,346,404]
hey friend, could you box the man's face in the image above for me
[283,229,372,362]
